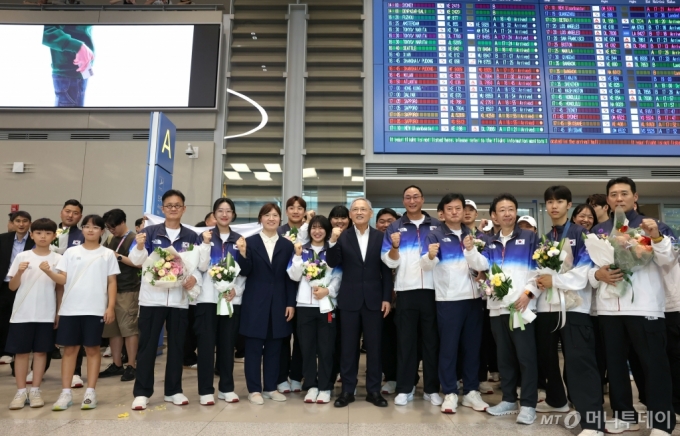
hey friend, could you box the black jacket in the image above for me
[0,232,35,280]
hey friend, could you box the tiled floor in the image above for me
[0,350,676,436]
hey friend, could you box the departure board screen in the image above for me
[372,0,680,155]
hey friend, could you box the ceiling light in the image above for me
[223,171,242,180]
[263,69,267,71]
[261,65,266,68]
[303,168,317,178]
[351,176,364,182]
[252,36,258,40]
[230,163,251,172]
[254,172,272,181]
[251,32,256,35]
[264,163,282,173]
[343,167,352,177]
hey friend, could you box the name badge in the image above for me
[516,239,525,245]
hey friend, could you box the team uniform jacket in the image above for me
[589,210,676,318]
[381,214,440,291]
[129,223,202,309]
[287,242,342,308]
[196,227,245,305]
[465,226,540,316]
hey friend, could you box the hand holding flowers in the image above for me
[210,252,240,317]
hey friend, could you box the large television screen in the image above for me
[373,0,680,156]
[0,24,220,109]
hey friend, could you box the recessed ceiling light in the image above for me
[254,172,272,181]
[303,168,317,178]
[261,65,266,68]
[230,163,251,172]
[223,171,242,180]
[263,69,267,71]
[343,167,352,177]
[264,163,282,173]
[252,36,258,40]
[351,176,364,182]
[251,32,256,35]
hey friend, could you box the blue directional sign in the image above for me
[144,112,176,217]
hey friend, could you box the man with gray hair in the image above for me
[326,198,393,408]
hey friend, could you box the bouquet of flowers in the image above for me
[479,278,493,299]
[469,227,486,253]
[142,246,200,294]
[302,253,334,314]
[583,207,655,302]
[533,235,574,305]
[209,252,241,317]
[489,263,536,330]
[49,227,70,254]
[283,226,299,242]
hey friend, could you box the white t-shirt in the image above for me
[7,250,62,323]
[57,245,120,316]
[451,229,462,237]
[166,227,181,242]
[411,217,425,227]
[220,233,230,243]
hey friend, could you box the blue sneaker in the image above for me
[516,406,536,425]
[486,401,519,416]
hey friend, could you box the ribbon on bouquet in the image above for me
[553,288,567,332]
[508,304,537,331]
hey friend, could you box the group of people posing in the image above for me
[2,176,679,436]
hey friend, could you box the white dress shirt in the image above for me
[355,226,370,261]
[260,231,279,261]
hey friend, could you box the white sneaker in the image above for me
[81,390,97,410]
[457,380,463,391]
[248,393,264,405]
[263,391,286,402]
[290,380,302,392]
[604,418,640,434]
[538,389,546,402]
[440,393,457,414]
[52,392,73,411]
[516,406,536,425]
[394,387,415,406]
[478,381,494,394]
[28,389,44,408]
[102,346,112,357]
[277,381,291,393]
[0,355,13,364]
[489,372,500,382]
[187,363,198,370]
[424,392,443,406]
[462,390,489,412]
[486,400,519,416]
[381,381,396,394]
[577,431,604,436]
[649,430,671,436]
[304,387,319,403]
[199,394,215,406]
[9,391,28,410]
[164,393,189,406]
[71,375,84,388]
[132,396,149,410]
[536,401,569,413]
[26,371,33,384]
[218,391,240,403]
[316,390,331,404]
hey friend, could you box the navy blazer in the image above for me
[325,226,392,312]
[0,231,35,280]
[237,233,297,340]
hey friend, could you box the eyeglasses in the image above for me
[82,225,101,231]
[215,208,233,215]
[163,204,184,210]
[351,208,369,214]
[404,195,422,201]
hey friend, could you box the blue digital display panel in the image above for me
[373,0,680,155]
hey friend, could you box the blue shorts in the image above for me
[6,322,55,354]
[56,315,105,347]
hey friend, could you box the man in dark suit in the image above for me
[326,198,392,408]
[0,211,35,361]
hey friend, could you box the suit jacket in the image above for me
[326,226,392,312]
[0,232,36,280]
[237,233,297,339]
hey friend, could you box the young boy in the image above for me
[51,215,119,411]
[6,218,62,410]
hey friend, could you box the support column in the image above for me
[213,13,234,200]
[281,3,308,201]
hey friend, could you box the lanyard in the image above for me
[115,231,131,253]
[551,220,571,243]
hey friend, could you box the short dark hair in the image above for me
[258,203,282,224]
[204,212,214,221]
[544,185,572,203]
[162,189,186,204]
[490,193,518,214]
[570,204,599,227]
[63,199,83,212]
[135,218,144,227]
[10,211,31,222]
[81,214,105,229]
[212,198,237,220]
[403,185,424,196]
[30,218,57,233]
[586,193,608,208]
[195,221,206,227]
[437,193,466,212]
[285,196,306,211]
[103,209,126,228]
[376,208,400,221]
[328,205,350,220]
[606,177,636,195]
[308,215,332,242]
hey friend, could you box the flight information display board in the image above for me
[372,0,680,155]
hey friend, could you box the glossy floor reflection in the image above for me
[0,347,676,435]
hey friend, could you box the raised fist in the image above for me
[135,232,147,251]
[391,231,401,249]
[294,243,303,257]
[463,235,475,251]
[330,227,343,243]
[236,237,247,256]
[202,230,212,244]
[427,243,440,259]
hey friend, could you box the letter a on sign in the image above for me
[161,129,172,159]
